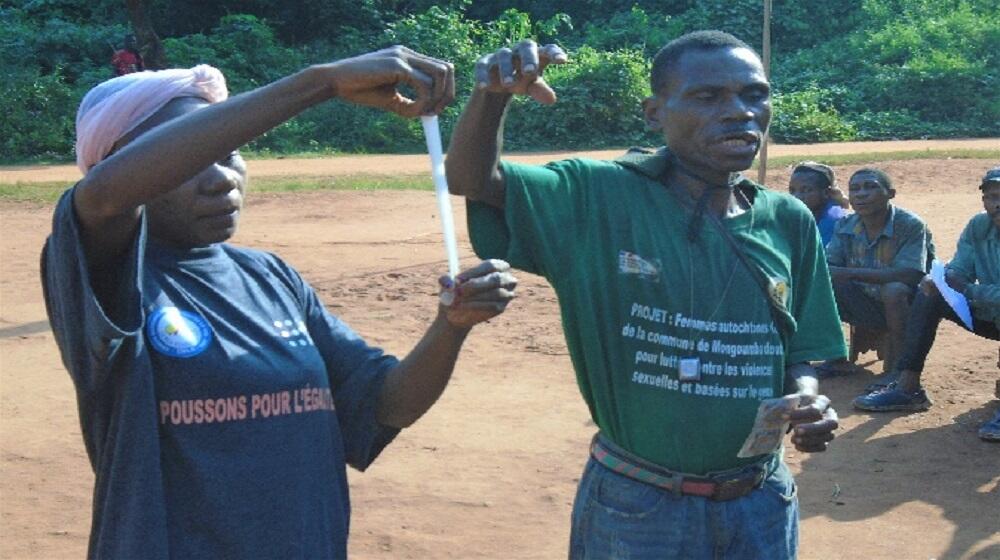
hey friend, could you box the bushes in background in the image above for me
[2,0,998,162]
[770,87,857,143]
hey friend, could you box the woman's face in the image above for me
[788,170,829,214]
[114,97,248,248]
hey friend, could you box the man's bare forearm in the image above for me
[78,67,331,220]
[829,266,924,287]
[445,89,512,208]
[786,362,818,397]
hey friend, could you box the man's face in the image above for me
[982,184,1000,228]
[643,47,770,182]
[114,97,247,248]
[847,171,893,217]
[788,170,829,214]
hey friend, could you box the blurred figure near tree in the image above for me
[111,34,144,76]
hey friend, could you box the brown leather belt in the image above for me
[590,434,768,502]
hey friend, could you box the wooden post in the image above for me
[757,0,772,185]
[125,0,167,70]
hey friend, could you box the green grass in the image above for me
[0,148,420,166]
[0,181,69,204]
[251,175,433,193]
[0,176,435,204]
[756,148,998,170]
[1,148,996,203]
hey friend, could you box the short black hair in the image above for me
[850,167,894,191]
[650,30,757,94]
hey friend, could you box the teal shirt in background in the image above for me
[948,212,1000,329]
[466,152,845,475]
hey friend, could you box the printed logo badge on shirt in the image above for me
[768,276,790,309]
[618,250,661,283]
[147,306,213,358]
[271,318,314,348]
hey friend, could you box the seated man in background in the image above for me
[788,161,850,246]
[822,168,935,379]
[854,167,1000,441]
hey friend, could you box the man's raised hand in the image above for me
[439,259,517,329]
[326,46,455,118]
[474,40,569,104]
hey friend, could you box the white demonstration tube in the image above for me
[420,115,461,280]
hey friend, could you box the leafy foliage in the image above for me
[0,67,78,160]
[770,87,857,143]
[164,15,304,92]
[577,6,675,58]
[2,0,997,162]
[506,47,654,150]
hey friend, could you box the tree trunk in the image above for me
[124,0,167,70]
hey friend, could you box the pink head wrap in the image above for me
[75,64,228,174]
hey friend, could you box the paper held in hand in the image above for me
[421,116,461,305]
[929,259,974,330]
[737,394,801,458]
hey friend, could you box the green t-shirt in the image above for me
[467,152,846,475]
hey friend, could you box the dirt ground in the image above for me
[2,150,999,559]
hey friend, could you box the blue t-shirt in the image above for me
[816,199,849,247]
[41,187,399,559]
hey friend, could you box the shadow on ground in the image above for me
[796,364,1000,560]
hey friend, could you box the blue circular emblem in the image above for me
[147,307,212,358]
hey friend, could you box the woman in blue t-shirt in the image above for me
[788,161,851,246]
[42,48,517,559]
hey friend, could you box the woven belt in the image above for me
[590,434,768,502]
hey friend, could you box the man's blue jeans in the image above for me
[569,457,799,559]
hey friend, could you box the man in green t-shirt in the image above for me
[445,31,845,558]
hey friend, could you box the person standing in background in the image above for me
[111,34,144,76]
